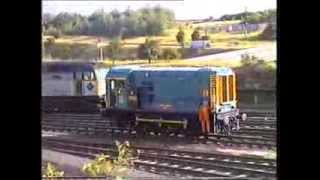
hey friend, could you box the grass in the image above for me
[43,22,275,62]
[43,23,271,50]
[101,58,243,68]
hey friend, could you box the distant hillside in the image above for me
[219,9,276,24]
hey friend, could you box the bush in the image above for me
[161,48,181,60]
[236,54,276,89]
[137,38,161,60]
[240,53,261,66]
[82,141,138,177]
[191,29,201,41]
[45,26,62,39]
[176,28,185,47]
[42,162,64,178]
[44,43,97,60]
[107,37,122,61]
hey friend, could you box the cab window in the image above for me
[229,75,234,101]
[110,80,115,90]
[222,76,228,102]
[82,72,95,81]
[90,72,96,80]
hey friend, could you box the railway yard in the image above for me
[41,2,277,179]
[42,110,277,179]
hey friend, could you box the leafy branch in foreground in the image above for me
[42,162,64,178]
[82,140,138,178]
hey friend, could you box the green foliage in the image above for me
[191,28,201,41]
[42,162,64,178]
[114,141,138,167]
[237,54,276,89]
[240,53,261,66]
[44,43,97,60]
[107,37,122,62]
[161,48,181,60]
[45,26,62,39]
[44,7,175,37]
[219,9,276,24]
[246,14,263,24]
[176,27,185,47]
[137,38,161,61]
[82,141,138,178]
[82,154,114,176]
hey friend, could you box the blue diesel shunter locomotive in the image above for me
[103,66,244,135]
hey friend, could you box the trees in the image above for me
[176,27,185,48]
[45,26,62,39]
[44,7,175,38]
[108,37,122,64]
[219,9,276,24]
[137,38,161,63]
[191,28,201,41]
[88,10,108,36]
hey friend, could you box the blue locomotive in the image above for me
[102,65,245,135]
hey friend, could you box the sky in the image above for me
[42,0,276,20]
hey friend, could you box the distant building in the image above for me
[190,40,211,49]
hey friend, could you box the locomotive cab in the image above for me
[104,66,138,127]
[76,71,97,96]
[209,73,242,135]
[42,62,100,113]
[106,78,128,108]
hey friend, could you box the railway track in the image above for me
[42,113,276,129]
[42,123,276,149]
[43,138,276,179]
[42,113,276,135]
[41,121,276,142]
[43,113,276,120]
[42,113,276,148]
[241,110,276,118]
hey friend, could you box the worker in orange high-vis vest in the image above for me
[198,100,211,134]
